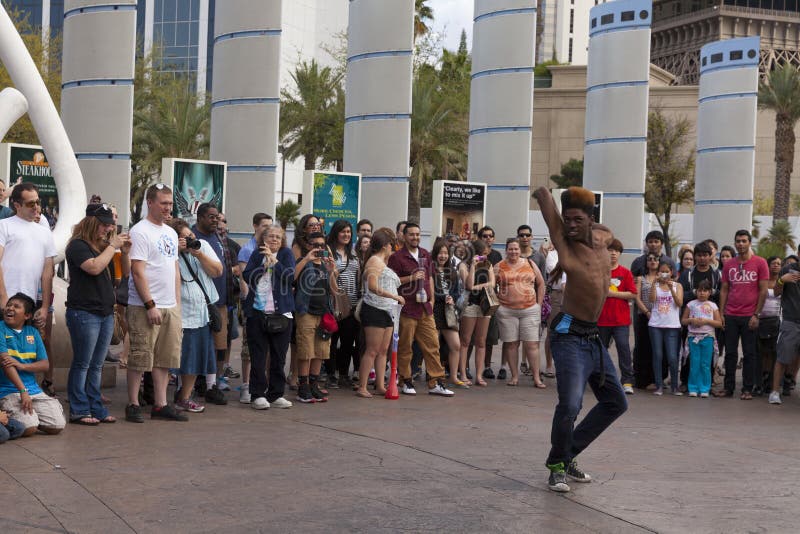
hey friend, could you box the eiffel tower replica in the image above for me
[651,0,800,85]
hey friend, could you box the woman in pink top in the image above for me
[494,238,546,387]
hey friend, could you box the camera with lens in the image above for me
[184,237,202,250]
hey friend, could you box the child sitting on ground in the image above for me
[681,280,722,398]
[0,293,65,436]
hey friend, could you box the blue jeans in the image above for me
[599,325,634,385]
[66,309,113,419]
[0,419,25,443]
[649,327,680,391]
[546,333,628,466]
[688,335,714,394]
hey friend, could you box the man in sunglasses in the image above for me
[517,225,545,274]
[478,226,503,266]
[717,229,769,400]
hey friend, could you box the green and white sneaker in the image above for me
[546,463,570,493]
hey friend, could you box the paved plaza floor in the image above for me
[1,342,798,534]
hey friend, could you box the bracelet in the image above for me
[777,278,784,286]
[18,387,27,394]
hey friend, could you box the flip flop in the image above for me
[534,382,547,389]
[507,380,519,387]
[355,391,373,398]
[70,416,99,426]
[99,416,117,424]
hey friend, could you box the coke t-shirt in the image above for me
[721,255,769,316]
[598,265,637,327]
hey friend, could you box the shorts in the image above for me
[777,319,800,365]
[126,305,183,372]
[360,302,393,328]
[295,313,331,361]
[462,304,487,319]
[212,305,229,352]
[180,325,217,376]
[496,304,541,342]
[0,392,65,430]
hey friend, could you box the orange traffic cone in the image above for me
[385,331,399,400]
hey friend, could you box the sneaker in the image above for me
[217,376,231,391]
[151,404,189,421]
[368,370,376,385]
[239,384,251,404]
[497,368,507,380]
[401,381,417,395]
[310,382,329,402]
[175,398,205,413]
[566,460,592,483]
[327,375,340,389]
[296,384,316,404]
[700,392,709,398]
[194,379,207,397]
[623,384,634,395]
[688,392,698,397]
[546,463,570,493]
[653,388,663,396]
[223,366,241,379]
[428,380,455,397]
[271,397,293,409]
[672,390,683,396]
[205,385,228,405]
[483,368,495,379]
[125,403,144,423]
[252,397,270,410]
[769,391,782,404]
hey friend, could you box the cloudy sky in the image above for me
[428,0,474,51]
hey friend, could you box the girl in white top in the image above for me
[357,228,404,398]
[681,280,722,397]
[649,259,683,395]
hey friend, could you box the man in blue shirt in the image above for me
[0,293,65,436]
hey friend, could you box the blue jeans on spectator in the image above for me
[0,418,25,443]
[66,309,113,420]
[599,325,634,385]
[649,327,680,392]
[724,314,756,394]
[545,333,628,467]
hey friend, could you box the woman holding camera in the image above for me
[648,259,683,396]
[242,225,296,410]
[458,239,495,387]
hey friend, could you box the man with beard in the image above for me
[533,186,628,493]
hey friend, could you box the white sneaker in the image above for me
[239,384,251,404]
[623,384,634,395]
[251,397,269,410]
[688,392,698,397]
[428,382,455,397]
[271,397,293,409]
[700,392,709,398]
[217,376,231,391]
[401,382,417,395]
[769,391,782,405]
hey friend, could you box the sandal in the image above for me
[475,379,487,387]
[740,391,753,400]
[99,416,116,423]
[70,416,100,426]
[534,382,547,389]
[507,380,519,387]
[355,391,373,398]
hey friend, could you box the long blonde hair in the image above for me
[70,216,113,253]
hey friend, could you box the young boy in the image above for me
[0,293,65,436]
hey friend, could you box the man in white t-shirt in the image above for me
[124,183,186,423]
[0,183,56,328]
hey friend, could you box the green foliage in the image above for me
[534,59,560,78]
[275,200,301,230]
[0,7,62,145]
[279,60,342,171]
[645,110,696,257]
[757,219,796,256]
[755,240,788,260]
[758,63,800,221]
[414,0,434,41]
[550,158,583,188]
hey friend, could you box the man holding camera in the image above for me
[192,203,235,402]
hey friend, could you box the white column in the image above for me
[210,0,281,233]
[468,0,536,242]
[60,1,137,226]
[693,37,759,246]
[343,0,413,228]
[583,0,651,261]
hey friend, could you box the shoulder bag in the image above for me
[333,255,353,320]
[181,254,222,332]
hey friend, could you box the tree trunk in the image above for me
[303,151,317,171]
[773,113,796,221]
[662,210,672,257]
[407,169,421,224]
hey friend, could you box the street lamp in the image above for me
[278,144,286,204]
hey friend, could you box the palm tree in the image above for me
[280,60,342,170]
[758,63,800,221]
[414,0,434,41]
[758,219,796,255]
[275,199,300,229]
[408,71,467,222]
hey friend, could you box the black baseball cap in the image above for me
[86,203,114,225]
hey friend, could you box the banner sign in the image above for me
[0,144,58,228]
[432,180,487,240]
[302,171,361,235]
[162,158,227,227]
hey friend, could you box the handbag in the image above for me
[110,305,125,345]
[444,302,459,330]
[181,254,222,333]
[320,311,339,334]
[260,312,290,334]
[758,316,780,340]
[479,286,500,316]
[334,290,352,321]
[353,298,363,323]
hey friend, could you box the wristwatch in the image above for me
[144,299,156,310]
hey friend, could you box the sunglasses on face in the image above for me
[311,243,325,249]
[22,199,41,208]
[518,233,531,238]
[481,234,494,239]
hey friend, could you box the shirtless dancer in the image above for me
[533,186,628,493]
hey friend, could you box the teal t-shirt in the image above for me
[0,322,46,398]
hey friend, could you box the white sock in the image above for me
[206,375,216,389]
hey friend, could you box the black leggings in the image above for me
[332,315,360,377]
